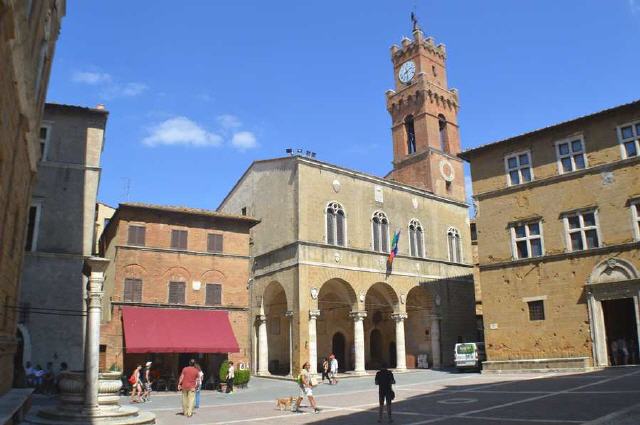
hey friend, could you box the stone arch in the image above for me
[589,258,639,284]
[161,266,191,283]
[200,269,225,283]
[260,281,289,375]
[364,282,399,369]
[123,264,146,279]
[405,285,436,368]
[317,279,358,371]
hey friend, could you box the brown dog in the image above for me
[276,396,294,411]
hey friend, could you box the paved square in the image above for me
[30,367,640,424]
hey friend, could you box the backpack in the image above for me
[128,374,136,385]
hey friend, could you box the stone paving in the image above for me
[30,366,640,424]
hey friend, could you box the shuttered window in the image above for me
[168,281,186,304]
[372,211,389,253]
[171,230,188,250]
[207,234,223,253]
[123,278,142,302]
[205,283,222,306]
[127,225,146,246]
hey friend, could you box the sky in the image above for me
[46,0,640,211]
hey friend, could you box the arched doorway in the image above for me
[261,281,290,375]
[406,285,436,368]
[369,329,383,368]
[364,282,398,369]
[317,279,357,372]
[332,332,346,372]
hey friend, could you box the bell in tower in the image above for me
[385,14,465,202]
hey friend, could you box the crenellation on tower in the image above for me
[384,14,466,203]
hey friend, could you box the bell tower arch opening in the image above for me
[385,14,466,202]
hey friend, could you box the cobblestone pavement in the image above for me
[31,366,640,424]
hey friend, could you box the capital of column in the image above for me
[285,310,294,318]
[391,313,408,322]
[309,310,320,320]
[350,311,367,321]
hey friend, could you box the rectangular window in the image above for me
[618,121,640,158]
[171,229,188,250]
[631,201,640,241]
[39,125,51,161]
[241,207,247,216]
[123,278,142,303]
[527,300,545,321]
[556,138,586,173]
[205,283,222,306]
[505,151,532,186]
[207,234,223,253]
[127,225,146,246]
[24,203,41,252]
[563,210,600,252]
[510,221,543,259]
[168,281,186,304]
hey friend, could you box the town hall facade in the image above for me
[218,22,476,375]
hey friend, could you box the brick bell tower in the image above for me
[385,15,465,202]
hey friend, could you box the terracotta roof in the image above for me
[120,202,259,224]
[459,99,640,160]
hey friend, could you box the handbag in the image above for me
[310,376,318,387]
[390,390,395,401]
[128,374,136,385]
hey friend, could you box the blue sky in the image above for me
[47,0,640,210]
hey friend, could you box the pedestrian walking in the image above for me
[177,359,199,417]
[321,357,330,383]
[194,363,204,409]
[294,362,319,414]
[129,365,142,403]
[225,361,235,394]
[329,354,338,385]
[375,363,395,423]
[141,361,152,402]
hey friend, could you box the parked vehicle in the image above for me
[454,342,485,371]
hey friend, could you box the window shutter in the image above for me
[169,281,186,304]
[381,221,389,253]
[25,206,38,251]
[206,283,222,306]
[416,228,424,258]
[372,220,380,251]
[409,227,416,256]
[124,278,142,302]
[336,211,345,246]
[128,226,136,245]
[171,230,187,250]
[208,234,223,253]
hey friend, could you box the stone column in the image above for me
[257,315,269,376]
[286,311,294,377]
[83,257,110,412]
[392,313,408,370]
[351,311,367,374]
[308,310,320,375]
[430,317,441,369]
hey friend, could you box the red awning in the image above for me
[121,307,239,353]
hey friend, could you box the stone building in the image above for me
[93,202,115,254]
[0,0,65,397]
[18,103,108,372]
[218,22,476,376]
[99,203,258,383]
[460,100,640,372]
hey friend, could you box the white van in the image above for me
[454,342,485,370]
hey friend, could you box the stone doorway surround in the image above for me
[586,258,640,367]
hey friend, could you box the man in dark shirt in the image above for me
[178,359,199,417]
[375,363,395,423]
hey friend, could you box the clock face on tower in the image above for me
[398,61,416,84]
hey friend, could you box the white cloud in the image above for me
[231,131,258,151]
[142,117,223,148]
[217,114,242,130]
[72,71,112,85]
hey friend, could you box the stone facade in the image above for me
[460,100,640,372]
[18,103,108,372]
[218,21,476,377]
[0,0,65,395]
[99,203,257,376]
